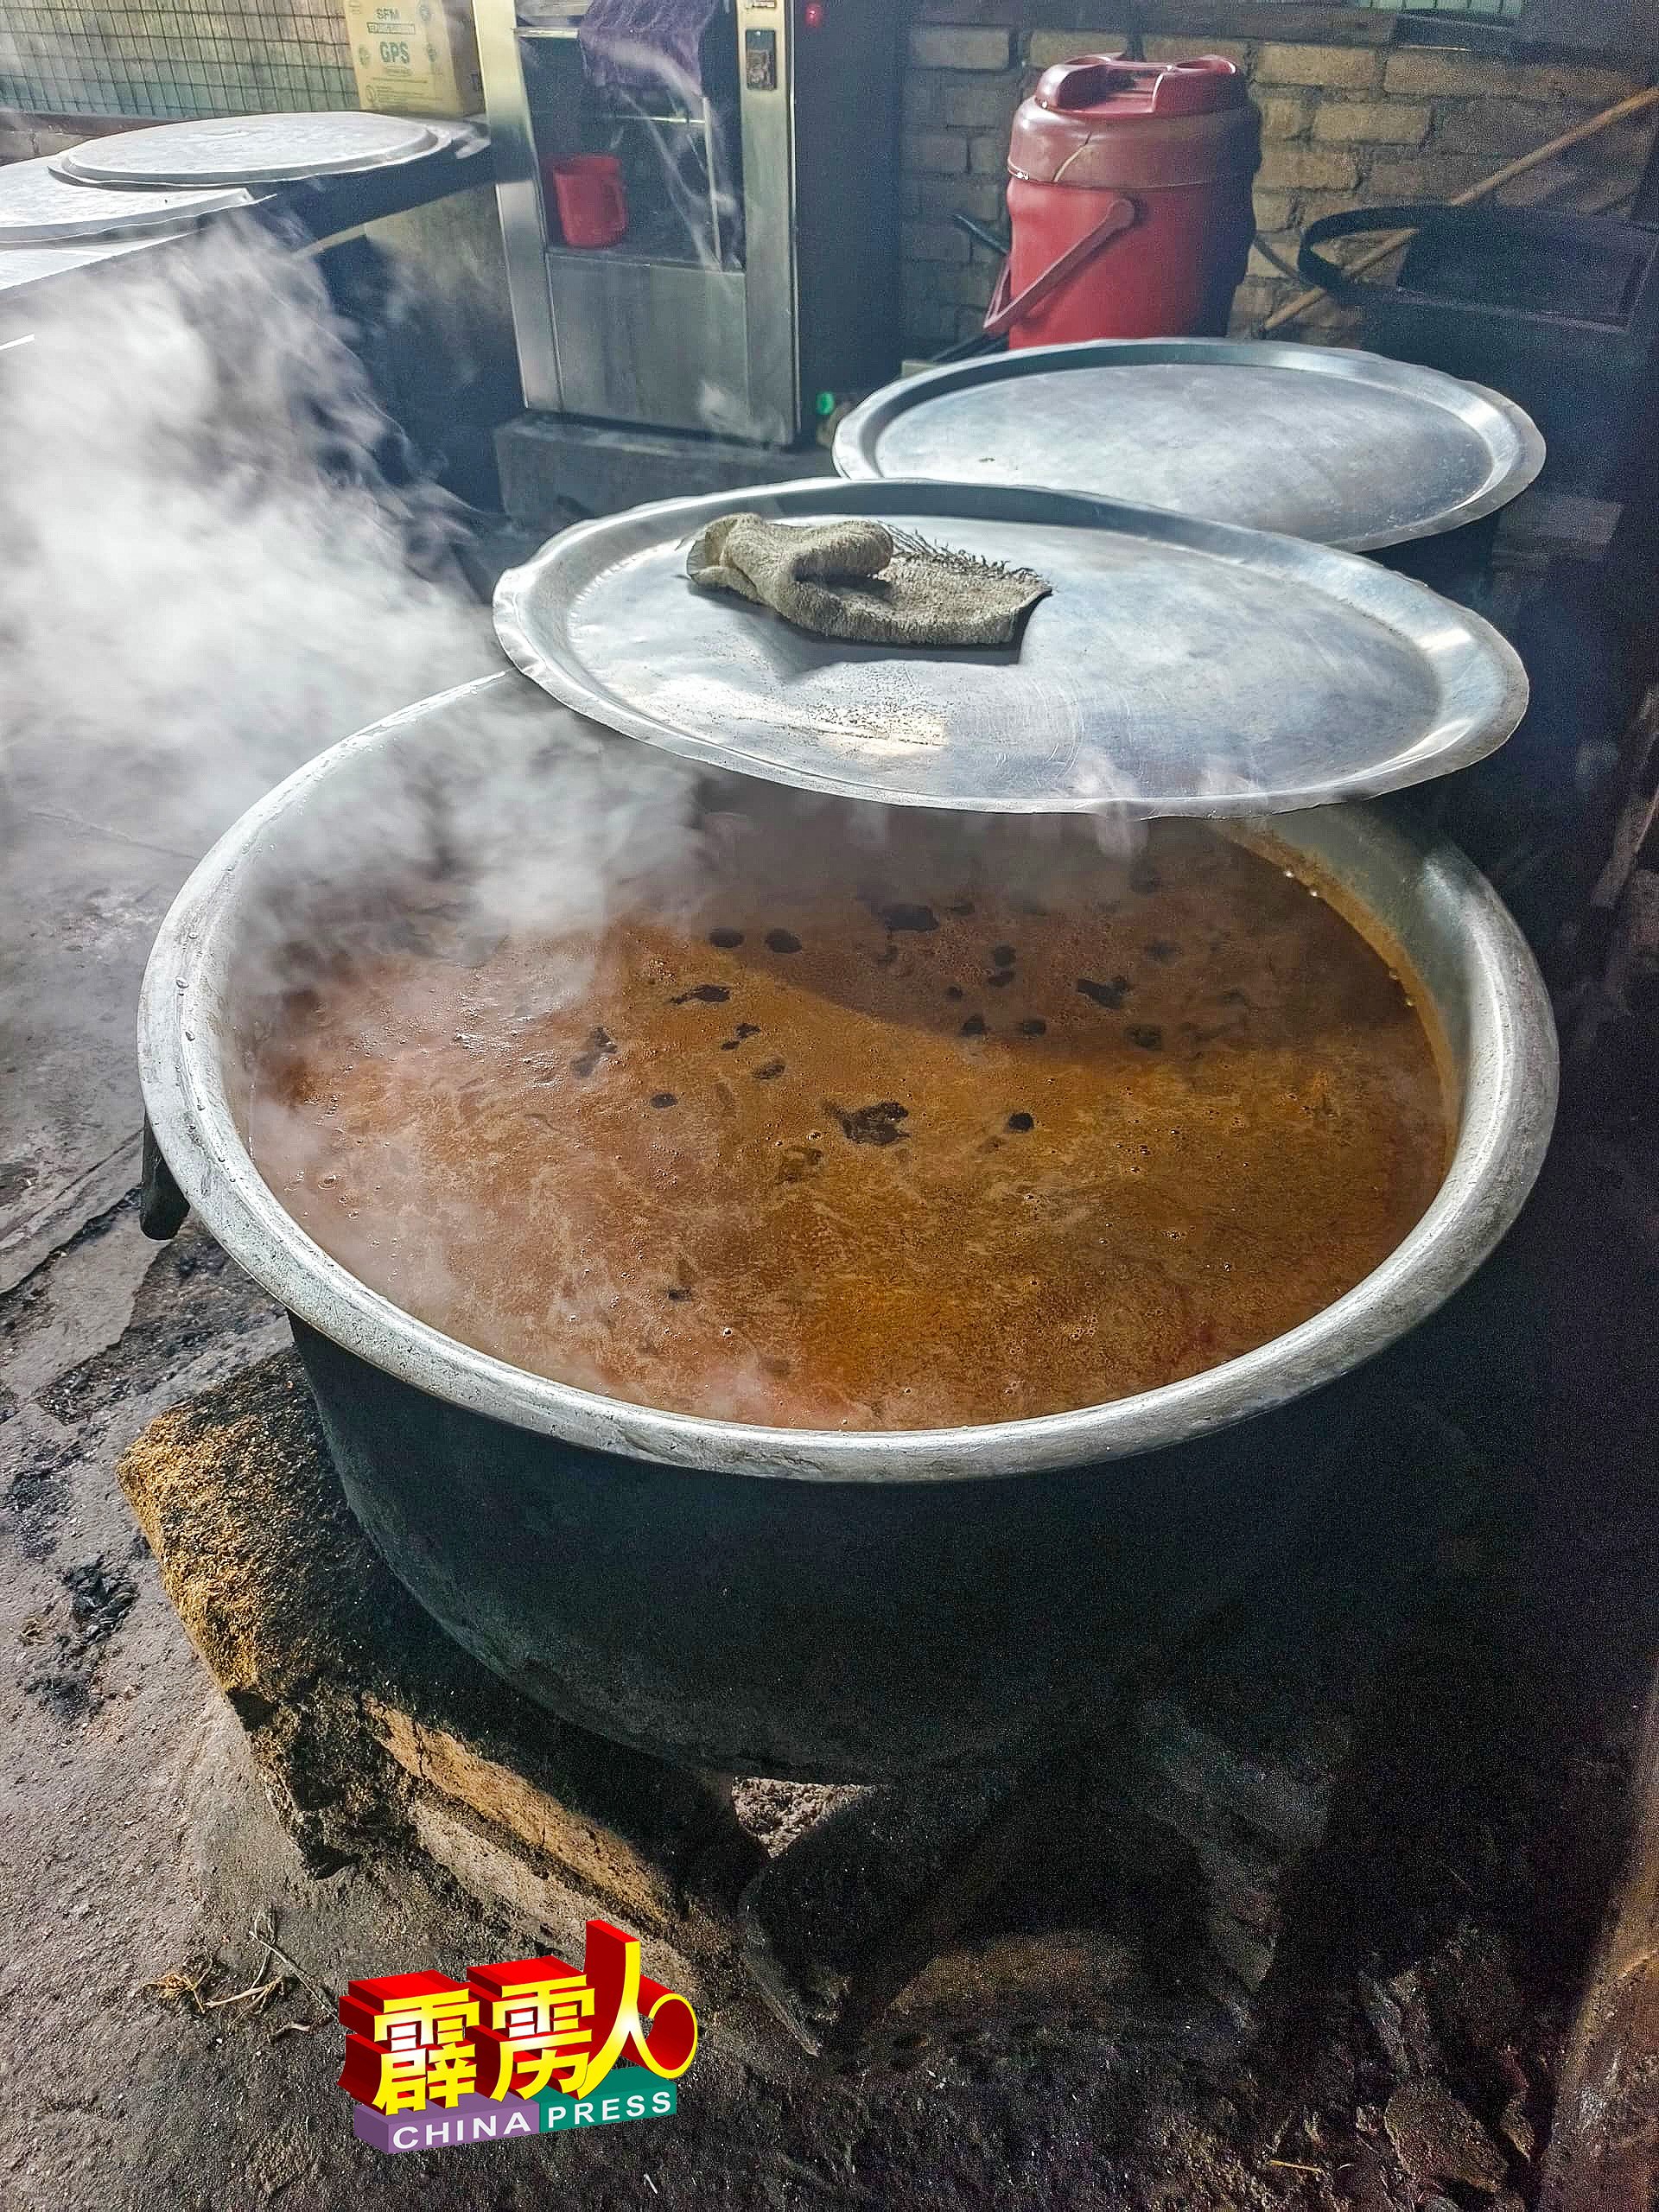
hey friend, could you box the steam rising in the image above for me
[0,222,498,851]
[1,207,1161,1427]
[0,213,706,1288]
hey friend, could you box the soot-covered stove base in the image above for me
[118,1344,1478,2063]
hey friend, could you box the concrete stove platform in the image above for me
[118,1339,1485,2063]
[118,1351,755,1929]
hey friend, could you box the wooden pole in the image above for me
[1259,83,1659,336]
[1538,1662,1659,2211]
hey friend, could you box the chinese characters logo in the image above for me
[340,1918,697,2155]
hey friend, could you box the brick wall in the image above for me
[900,1,1657,356]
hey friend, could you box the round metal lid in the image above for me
[0,160,259,244]
[493,478,1528,817]
[835,339,1545,554]
[52,111,442,188]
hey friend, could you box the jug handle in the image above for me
[982,195,1137,341]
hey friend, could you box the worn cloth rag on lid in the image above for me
[685,513,1053,649]
[578,0,723,98]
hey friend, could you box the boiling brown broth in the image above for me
[250,817,1448,1430]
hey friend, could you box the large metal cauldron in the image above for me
[138,673,1557,1779]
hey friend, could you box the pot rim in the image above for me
[139,672,1558,1485]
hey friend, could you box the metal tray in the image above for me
[52,112,443,188]
[493,479,1528,817]
[834,340,1545,554]
[0,160,259,245]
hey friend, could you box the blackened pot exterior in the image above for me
[294,1317,1349,1777]
[138,675,1557,1782]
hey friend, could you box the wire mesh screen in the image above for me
[0,0,359,122]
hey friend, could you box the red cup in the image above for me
[548,154,628,249]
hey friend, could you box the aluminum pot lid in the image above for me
[0,158,260,243]
[51,111,442,188]
[493,477,1528,817]
[834,339,1545,554]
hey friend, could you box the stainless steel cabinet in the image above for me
[474,0,898,443]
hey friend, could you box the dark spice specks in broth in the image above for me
[251,812,1449,1431]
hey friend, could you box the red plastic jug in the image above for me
[549,154,629,249]
[992,55,1259,347]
